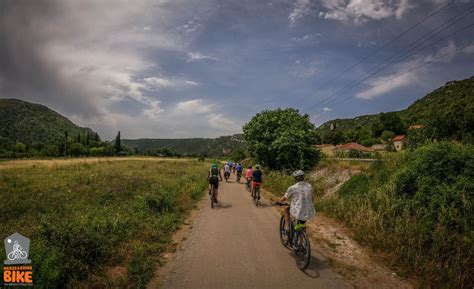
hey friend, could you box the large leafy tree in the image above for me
[243,108,320,171]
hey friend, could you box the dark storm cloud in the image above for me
[0,0,103,117]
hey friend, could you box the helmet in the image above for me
[211,163,218,168]
[292,170,305,177]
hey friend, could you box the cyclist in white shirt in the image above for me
[278,170,315,230]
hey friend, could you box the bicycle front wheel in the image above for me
[279,216,290,247]
[294,231,311,270]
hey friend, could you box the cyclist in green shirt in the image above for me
[208,163,223,202]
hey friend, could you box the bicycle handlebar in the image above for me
[274,201,289,206]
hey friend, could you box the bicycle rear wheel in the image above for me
[294,231,311,270]
[210,189,215,209]
[254,188,259,206]
[279,216,290,247]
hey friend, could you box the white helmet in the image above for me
[292,170,305,177]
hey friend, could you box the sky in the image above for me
[0,0,473,140]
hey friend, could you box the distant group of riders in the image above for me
[207,161,315,230]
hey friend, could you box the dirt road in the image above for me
[160,174,350,289]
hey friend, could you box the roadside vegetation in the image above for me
[0,159,209,288]
[316,143,473,288]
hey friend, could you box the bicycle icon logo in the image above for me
[3,232,31,265]
[7,240,28,261]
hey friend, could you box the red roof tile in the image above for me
[393,135,406,141]
[334,142,374,152]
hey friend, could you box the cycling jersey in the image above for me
[245,169,252,178]
[252,169,262,183]
[236,165,243,172]
[284,181,315,221]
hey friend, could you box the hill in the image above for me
[0,99,98,146]
[122,134,245,157]
[317,76,474,142]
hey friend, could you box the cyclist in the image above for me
[277,170,315,231]
[236,163,243,182]
[251,165,263,199]
[245,165,253,191]
[208,163,223,202]
[223,162,231,181]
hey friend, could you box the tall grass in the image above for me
[315,143,474,288]
[0,159,209,288]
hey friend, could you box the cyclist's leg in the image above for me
[283,207,291,231]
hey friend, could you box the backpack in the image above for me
[210,167,219,177]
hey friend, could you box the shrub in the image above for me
[316,142,474,288]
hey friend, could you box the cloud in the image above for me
[187,51,217,62]
[176,99,213,114]
[185,80,200,85]
[317,0,414,24]
[289,0,312,26]
[356,71,417,100]
[395,0,414,19]
[323,107,332,112]
[143,77,175,89]
[356,40,467,100]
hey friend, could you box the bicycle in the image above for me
[252,184,261,207]
[209,184,217,209]
[275,202,311,270]
[236,171,242,183]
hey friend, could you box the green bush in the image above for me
[338,174,369,197]
[316,142,474,288]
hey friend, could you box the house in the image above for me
[334,142,374,153]
[316,144,336,156]
[392,135,406,151]
[371,144,386,151]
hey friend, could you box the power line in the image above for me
[310,22,474,112]
[306,7,474,113]
[318,44,470,111]
[315,0,455,90]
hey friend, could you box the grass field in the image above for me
[0,158,210,288]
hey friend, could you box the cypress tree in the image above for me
[114,131,122,154]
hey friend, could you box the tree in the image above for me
[64,131,68,156]
[94,132,100,142]
[114,131,122,154]
[86,132,90,146]
[379,112,405,135]
[381,130,395,142]
[228,147,247,161]
[323,129,344,144]
[243,108,320,171]
[344,129,359,143]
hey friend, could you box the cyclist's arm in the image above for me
[218,171,223,181]
[278,196,288,203]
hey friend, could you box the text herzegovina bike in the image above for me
[274,202,311,270]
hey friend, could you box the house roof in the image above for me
[393,135,406,141]
[334,142,374,152]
